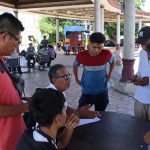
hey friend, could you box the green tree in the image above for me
[104,22,124,40]
[118,0,145,9]
[39,17,82,44]
[105,0,146,41]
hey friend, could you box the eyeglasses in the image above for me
[8,32,21,45]
[55,73,72,80]
[0,32,21,45]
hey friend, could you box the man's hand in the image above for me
[131,75,139,83]
[78,105,100,119]
[144,131,150,144]
[134,76,149,86]
[65,113,79,129]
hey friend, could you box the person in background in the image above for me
[6,45,22,74]
[56,42,61,51]
[0,12,28,150]
[17,88,79,150]
[48,64,100,118]
[26,43,36,68]
[40,35,48,49]
[132,26,150,121]
[64,43,70,55]
[47,44,56,67]
[73,32,115,111]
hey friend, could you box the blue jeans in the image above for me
[78,90,109,111]
[148,145,150,150]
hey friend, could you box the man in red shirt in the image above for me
[0,13,29,150]
[73,32,115,111]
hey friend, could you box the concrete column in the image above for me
[138,18,142,31]
[84,20,88,49]
[121,0,135,82]
[100,6,104,33]
[116,14,120,49]
[94,0,101,32]
[115,14,121,65]
[14,10,18,18]
[56,17,59,44]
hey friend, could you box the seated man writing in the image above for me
[17,88,79,150]
[24,64,100,129]
[48,64,100,118]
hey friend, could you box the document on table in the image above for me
[79,117,101,126]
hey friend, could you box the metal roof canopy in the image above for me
[0,0,150,22]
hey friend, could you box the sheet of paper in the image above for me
[79,117,101,126]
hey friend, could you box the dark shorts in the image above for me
[78,90,109,111]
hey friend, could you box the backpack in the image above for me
[0,60,25,96]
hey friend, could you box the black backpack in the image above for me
[0,59,25,96]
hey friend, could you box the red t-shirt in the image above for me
[0,57,26,150]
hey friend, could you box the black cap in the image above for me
[136,26,150,44]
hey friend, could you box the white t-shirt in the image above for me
[134,49,150,104]
[47,83,68,105]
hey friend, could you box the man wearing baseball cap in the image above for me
[132,26,150,121]
[136,26,150,44]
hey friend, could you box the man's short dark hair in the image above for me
[48,64,65,83]
[89,32,105,44]
[0,12,24,35]
[29,88,65,127]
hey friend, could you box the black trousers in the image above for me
[78,90,109,111]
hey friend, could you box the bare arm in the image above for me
[144,131,150,144]
[107,60,115,80]
[0,102,29,118]
[134,76,149,86]
[73,65,81,85]
[67,105,100,119]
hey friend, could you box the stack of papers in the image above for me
[79,117,101,126]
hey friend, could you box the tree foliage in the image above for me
[105,0,146,40]
[39,0,146,44]
[104,22,124,40]
[39,17,82,44]
[118,0,145,9]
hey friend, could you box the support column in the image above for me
[138,18,142,31]
[84,20,88,49]
[100,5,104,33]
[115,14,121,65]
[120,0,135,82]
[56,17,59,44]
[94,0,101,32]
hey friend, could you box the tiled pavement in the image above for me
[21,52,134,116]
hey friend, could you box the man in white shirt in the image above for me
[48,64,100,118]
[132,26,150,121]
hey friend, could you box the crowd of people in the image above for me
[1,12,150,150]
[26,37,56,72]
